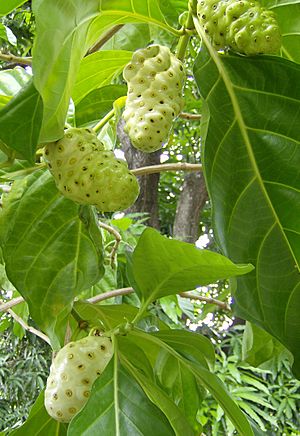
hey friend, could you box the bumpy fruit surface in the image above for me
[123,45,185,152]
[196,0,281,55]
[44,128,139,212]
[44,336,113,423]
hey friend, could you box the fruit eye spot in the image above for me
[159,101,164,104]
[82,378,90,385]
[86,194,90,198]
[100,345,106,351]
[80,146,85,151]
[53,393,58,400]
[65,389,73,397]
[69,407,77,414]
[77,364,85,370]
[58,146,64,152]
[61,373,67,381]
[87,352,95,359]
[82,166,88,171]
[96,370,102,375]
[168,72,174,77]
[68,353,74,359]
[83,391,90,398]
[69,158,77,165]
[56,411,63,417]
[150,119,154,123]
[157,57,162,63]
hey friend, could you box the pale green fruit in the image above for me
[123,45,185,153]
[44,128,139,212]
[44,336,113,423]
[196,0,281,55]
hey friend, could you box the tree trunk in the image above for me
[173,171,208,243]
[117,119,161,229]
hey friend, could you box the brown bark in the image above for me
[117,119,161,229]
[173,171,208,243]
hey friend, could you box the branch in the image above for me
[131,163,202,177]
[87,25,124,54]
[179,292,231,311]
[7,308,51,345]
[98,221,122,266]
[87,287,134,304]
[0,296,24,312]
[0,52,32,66]
[179,112,202,120]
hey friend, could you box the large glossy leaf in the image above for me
[193,33,300,376]
[10,391,67,435]
[87,0,184,48]
[68,356,175,436]
[131,329,254,436]
[0,0,28,16]
[72,51,132,104]
[0,80,43,161]
[0,170,104,348]
[262,0,300,63]
[131,227,253,304]
[32,0,101,142]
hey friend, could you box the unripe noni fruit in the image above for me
[196,0,281,55]
[123,45,185,153]
[44,127,139,212]
[44,336,113,423]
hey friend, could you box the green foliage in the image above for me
[0,326,51,432]
[0,0,299,434]
[198,326,300,435]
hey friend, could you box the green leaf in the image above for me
[122,354,196,436]
[131,329,254,436]
[68,356,175,436]
[193,44,300,377]
[262,0,300,63]
[87,0,182,48]
[102,23,151,51]
[10,391,67,435]
[153,329,215,370]
[0,0,28,16]
[75,84,126,127]
[153,350,203,432]
[0,170,104,347]
[74,301,139,330]
[32,0,101,142]
[0,67,30,96]
[0,81,43,161]
[242,321,288,367]
[131,227,253,303]
[72,51,132,105]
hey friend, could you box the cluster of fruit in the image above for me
[44,336,113,423]
[196,0,281,55]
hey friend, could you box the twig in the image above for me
[179,112,202,120]
[93,108,115,133]
[0,52,32,66]
[87,287,134,304]
[98,221,122,266]
[179,292,231,311]
[131,163,202,176]
[7,308,51,345]
[0,296,24,312]
[87,25,124,54]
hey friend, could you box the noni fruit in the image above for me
[44,128,139,212]
[123,45,185,152]
[44,335,113,423]
[196,0,281,55]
